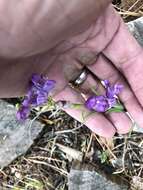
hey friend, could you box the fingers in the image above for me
[54,86,116,138]
[47,53,132,135]
[88,54,143,128]
[106,112,132,134]
[45,55,116,137]
[74,64,132,134]
[102,12,143,125]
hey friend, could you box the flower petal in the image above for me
[102,80,110,88]
[85,95,109,112]
[113,84,123,95]
[106,87,115,98]
[16,106,30,121]
[36,92,47,105]
[17,74,56,121]
[85,96,97,111]
[31,73,42,85]
[43,80,56,92]
[107,98,117,108]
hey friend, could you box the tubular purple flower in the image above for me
[103,80,123,99]
[17,74,56,121]
[106,84,123,98]
[31,73,42,85]
[85,80,123,113]
[107,97,116,108]
[31,73,56,92]
[102,80,110,88]
[43,80,56,93]
[16,106,30,121]
[85,95,109,112]
[22,98,30,107]
[36,92,48,105]
[112,84,123,95]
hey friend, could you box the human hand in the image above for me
[0,4,143,138]
[46,5,143,137]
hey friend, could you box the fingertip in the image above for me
[108,112,132,135]
[85,114,116,138]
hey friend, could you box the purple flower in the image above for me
[17,74,56,121]
[107,97,116,108]
[26,87,47,106]
[103,80,123,99]
[36,91,48,105]
[85,80,123,112]
[16,106,30,121]
[85,95,109,112]
[31,74,56,93]
[102,79,110,88]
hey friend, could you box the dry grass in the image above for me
[113,0,143,21]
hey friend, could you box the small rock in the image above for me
[127,17,143,46]
[0,100,43,168]
[68,167,128,190]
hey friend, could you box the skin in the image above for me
[0,1,143,137]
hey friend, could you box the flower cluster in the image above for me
[85,80,123,112]
[17,74,56,121]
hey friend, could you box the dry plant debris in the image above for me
[113,0,143,20]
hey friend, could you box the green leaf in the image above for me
[106,108,124,114]
[25,178,44,189]
[100,151,109,164]
[70,103,83,109]
[47,96,56,108]
[106,103,125,114]
[113,103,124,110]
[15,103,20,110]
